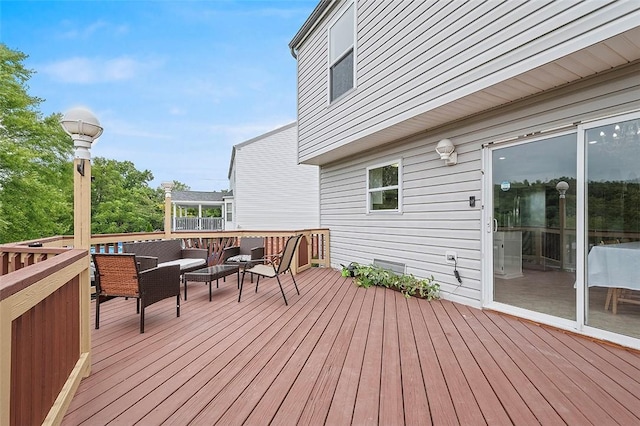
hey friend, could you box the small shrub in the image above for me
[341,262,440,300]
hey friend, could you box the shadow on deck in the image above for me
[64,268,640,425]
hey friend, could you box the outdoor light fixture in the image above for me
[435,138,457,166]
[60,107,103,175]
[556,180,569,198]
[161,181,174,197]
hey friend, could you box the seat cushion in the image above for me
[247,264,277,278]
[227,254,252,263]
[159,258,206,271]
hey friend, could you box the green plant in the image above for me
[341,262,440,299]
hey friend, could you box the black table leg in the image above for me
[184,276,188,300]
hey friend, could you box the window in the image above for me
[367,160,402,213]
[329,3,355,102]
[226,203,233,222]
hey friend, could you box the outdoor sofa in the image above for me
[123,239,208,276]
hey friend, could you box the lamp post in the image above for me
[161,181,174,238]
[556,181,569,271]
[61,107,102,375]
[61,107,103,250]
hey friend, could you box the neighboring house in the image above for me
[227,122,320,230]
[289,1,640,349]
[170,190,232,230]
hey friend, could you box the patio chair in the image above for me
[222,236,265,283]
[222,237,264,266]
[239,234,302,305]
[93,253,181,333]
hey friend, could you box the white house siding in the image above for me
[233,123,320,230]
[295,0,640,164]
[322,62,640,308]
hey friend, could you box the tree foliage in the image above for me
[494,177,640,247]
[0,44,192,242]
[0,44,74,242]
[91,158,163,234]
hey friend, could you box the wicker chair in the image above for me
[93,253,181,333]
[239,234,302,305]
[222,237,264,266]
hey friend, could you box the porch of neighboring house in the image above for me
[63,267,640,425]
[168,189,231,231]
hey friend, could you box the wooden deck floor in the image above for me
[63,267,640,425]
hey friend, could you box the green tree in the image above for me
[91,158,163,234]
[171,180,190,191]
[0,44,73,243]
[0,44,196,241]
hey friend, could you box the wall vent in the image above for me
[373,258,405,275]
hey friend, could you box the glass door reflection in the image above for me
[492,134,577,320]
[585,116,640,339]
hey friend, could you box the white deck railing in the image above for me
[174,217,224,231]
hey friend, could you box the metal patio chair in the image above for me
[239,234,302,305]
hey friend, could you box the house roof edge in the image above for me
[288,0,334,56]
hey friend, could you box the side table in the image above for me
[183,264,240,301]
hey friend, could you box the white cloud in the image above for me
[184,79,238,103]
[209,120,295,144]
[42,56,161,84]
[169,107,187,116]
[59,20,129,40]
[104,121,174,140]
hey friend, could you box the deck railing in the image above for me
[0,242,90,426]
[173,216,224,231]
[0,228,329,425]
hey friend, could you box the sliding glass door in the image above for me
[584,114,640,340]
[486,112,640,345]
[490,134,577,320]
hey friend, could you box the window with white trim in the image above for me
[367,160,402,213]
[226,203,233,222]
[329,3,355,102]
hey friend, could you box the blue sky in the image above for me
[1,0,316,190]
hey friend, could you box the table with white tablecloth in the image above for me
[588,241,640,313]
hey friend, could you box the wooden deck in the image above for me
[63,267,640,425]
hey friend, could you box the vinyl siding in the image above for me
[321,62,640,308]
[296,0,640,164]
[234,124,320,230]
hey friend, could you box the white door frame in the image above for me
[482,116,640,350]
[577,111,640,349]
[481,132,580,332]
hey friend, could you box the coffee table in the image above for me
[183,264,240,301]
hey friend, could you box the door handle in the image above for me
[487,217,494,233]
[493,218,498,233]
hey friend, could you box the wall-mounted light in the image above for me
[435,138,457,166]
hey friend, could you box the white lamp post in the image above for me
[61,107,102,375]
[161,181,174,238]
[61,107,102,250]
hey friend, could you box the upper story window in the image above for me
[329,3,355,102]
[367,160,402,213]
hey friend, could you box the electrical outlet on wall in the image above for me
[445,251,457,264]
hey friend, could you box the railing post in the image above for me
[62,107,103,380]
[73,153,92,380]
[162,182,174,239]
[0,295,11,425]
